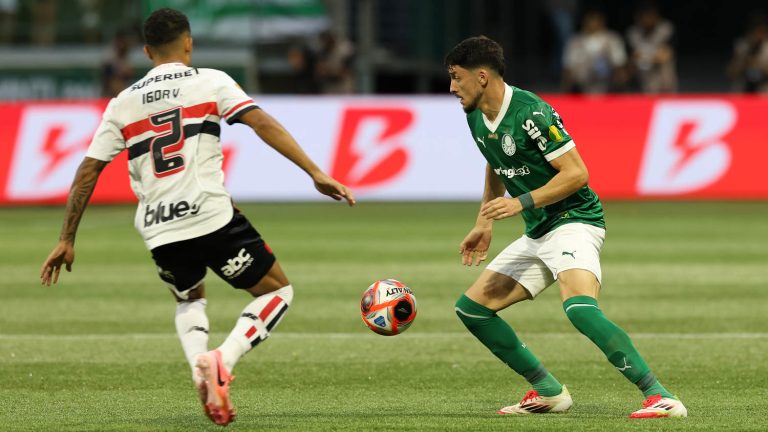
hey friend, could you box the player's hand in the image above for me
[459,227,492,266]
[40,241,75,286]
[480,197,523,220]
[312,172,356,206]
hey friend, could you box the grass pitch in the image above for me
[1,201,767,431]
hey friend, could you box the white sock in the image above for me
[217,285,293,372]
[175,298,209,380]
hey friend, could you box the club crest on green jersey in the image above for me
[501,134,516,156]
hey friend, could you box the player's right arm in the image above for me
[40,157,108,286]
[238,108,356,206]
[213,70,355,206]
[460,163,506,266]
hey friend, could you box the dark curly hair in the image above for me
[143,8,190,47]
[444,36,505,76]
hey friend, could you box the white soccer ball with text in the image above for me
[360,279,417,336]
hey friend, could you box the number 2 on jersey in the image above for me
[150,107,185,178]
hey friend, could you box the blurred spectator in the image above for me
[728,14,768,93]
[626,4,677,93]
[79,0,101,44]
[0,0,18,44]
[287,38,319,94]
[313,30,355,94]
[100,30,134,97]
[545,0,579,81]
[30,0,57,46]
[562,10,627,93]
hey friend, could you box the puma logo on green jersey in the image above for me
[562,250,576,259]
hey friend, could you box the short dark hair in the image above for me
[143,8,190,47]
[444,36,505,76]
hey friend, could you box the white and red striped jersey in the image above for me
[86,62,258,249]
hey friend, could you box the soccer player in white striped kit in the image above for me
[40,8,355,426]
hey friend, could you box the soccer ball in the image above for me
[360,279,417,336]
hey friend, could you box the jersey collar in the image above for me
[482,83,513,133]
[148,62,187,72]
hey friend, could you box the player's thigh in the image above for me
[483,235,555,303]
[150,238,208,301]
[203,212,288,295]
[537,223,605,301]
[465,269,532,311]
[557,268,600,302]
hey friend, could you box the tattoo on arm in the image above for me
[59,158,107,243]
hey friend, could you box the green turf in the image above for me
[1,202,767,431]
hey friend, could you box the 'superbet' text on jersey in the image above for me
[466,84,604,238]
[86,63,258,248]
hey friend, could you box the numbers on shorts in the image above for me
[150,107,185,178]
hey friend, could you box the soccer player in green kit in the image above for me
[445,36,687,419]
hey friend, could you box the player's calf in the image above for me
[563,295,682,408]
[217,284,294,371]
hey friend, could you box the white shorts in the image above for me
[486,223,605,298]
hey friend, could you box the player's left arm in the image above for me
[238,108,356,206]
[40,157,108,285]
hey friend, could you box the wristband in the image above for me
[517,192,534,210]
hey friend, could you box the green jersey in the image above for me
[466,84,604,238]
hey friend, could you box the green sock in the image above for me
[455,295,562,396]
[636,372,676,399]
[563,296,674,399]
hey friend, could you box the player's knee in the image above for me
[275,284,294,306]
[564,305,593,334]
[255,283,294,307]
[175,297,207,317]
[173,284,205,303]
[245,261,290,297]
[454,294,494,328]
[454,296,465,321]
[563,296,598,331]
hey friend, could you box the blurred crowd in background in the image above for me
[0,0,767,99]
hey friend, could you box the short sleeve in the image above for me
[518,102,575,163]
[215,72,259,125]
[85,98,125,162]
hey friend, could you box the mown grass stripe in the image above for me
[2,332,767,340]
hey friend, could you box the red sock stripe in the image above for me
[259,296,283,321]
[244,326,257,339]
